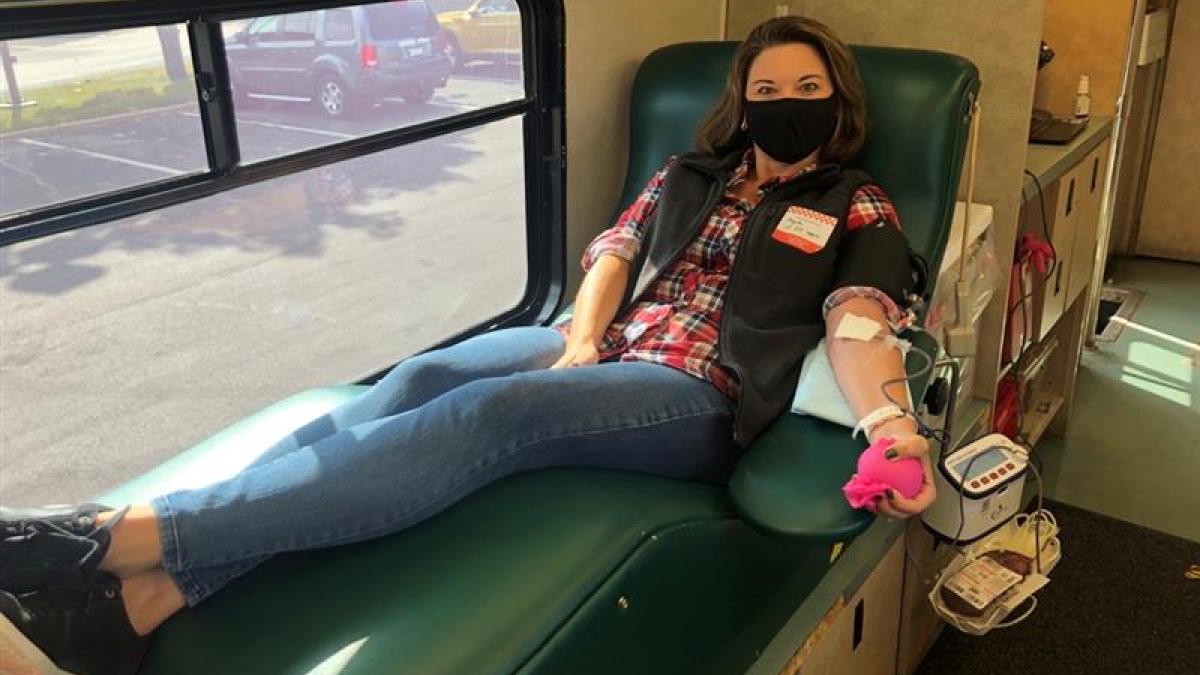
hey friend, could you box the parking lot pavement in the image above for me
[0,71,533,505]
[0,70,524,215]
[1,109,209,215]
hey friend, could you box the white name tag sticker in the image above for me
[772,206,838,253]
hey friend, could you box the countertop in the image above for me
[1023,116,1114,203]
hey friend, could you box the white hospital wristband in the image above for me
[852,405,908,440]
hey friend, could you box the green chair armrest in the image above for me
[730,331,940,541]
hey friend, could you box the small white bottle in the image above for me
[1073,75,1091,119]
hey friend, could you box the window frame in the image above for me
[0,0,567,344]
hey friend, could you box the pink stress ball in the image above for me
[842,437,924,511]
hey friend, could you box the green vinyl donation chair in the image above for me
[101,42,979,675]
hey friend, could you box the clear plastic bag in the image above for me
[926,233,1001,335]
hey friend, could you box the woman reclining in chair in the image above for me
[1,16,937,675]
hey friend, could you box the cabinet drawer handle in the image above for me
[1091,157,1100,193]
[853,598,865,650]
[1066,178,1076,217]
[1055,260,1064,294]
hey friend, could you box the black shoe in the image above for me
[0,505,128,593]
[0,572,148,675]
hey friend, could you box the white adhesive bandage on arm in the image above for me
[834,312,885,341]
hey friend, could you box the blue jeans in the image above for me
[150,327,739,605]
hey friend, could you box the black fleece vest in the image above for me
[621,151,879,447]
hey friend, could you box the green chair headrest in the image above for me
[617,41,980,282]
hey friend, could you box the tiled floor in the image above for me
[1037,257,1200,542]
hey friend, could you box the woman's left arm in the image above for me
[824,184,934,519]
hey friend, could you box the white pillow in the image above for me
[790,338,913,429]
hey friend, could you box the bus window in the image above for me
[0,25,206,217]
[1,117,527,504]
[0,0,560,505]
[225,1,524,163]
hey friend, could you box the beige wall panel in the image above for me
[729,0,1044,399]
[1138,0,1200,262]
[563,0,722,293]
[728,0,776,37]
[1035,0,1136,117]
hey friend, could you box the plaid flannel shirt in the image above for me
[560,150,906,399]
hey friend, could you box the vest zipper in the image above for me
[718,165,847,444]
[719,197,783,445]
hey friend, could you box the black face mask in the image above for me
[743,97,839,164]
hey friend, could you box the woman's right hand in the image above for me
[551,338,600,369]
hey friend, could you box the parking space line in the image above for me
[181,112,355,140]
[18,139,186,176]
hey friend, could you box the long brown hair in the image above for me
[696,16,867,164]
